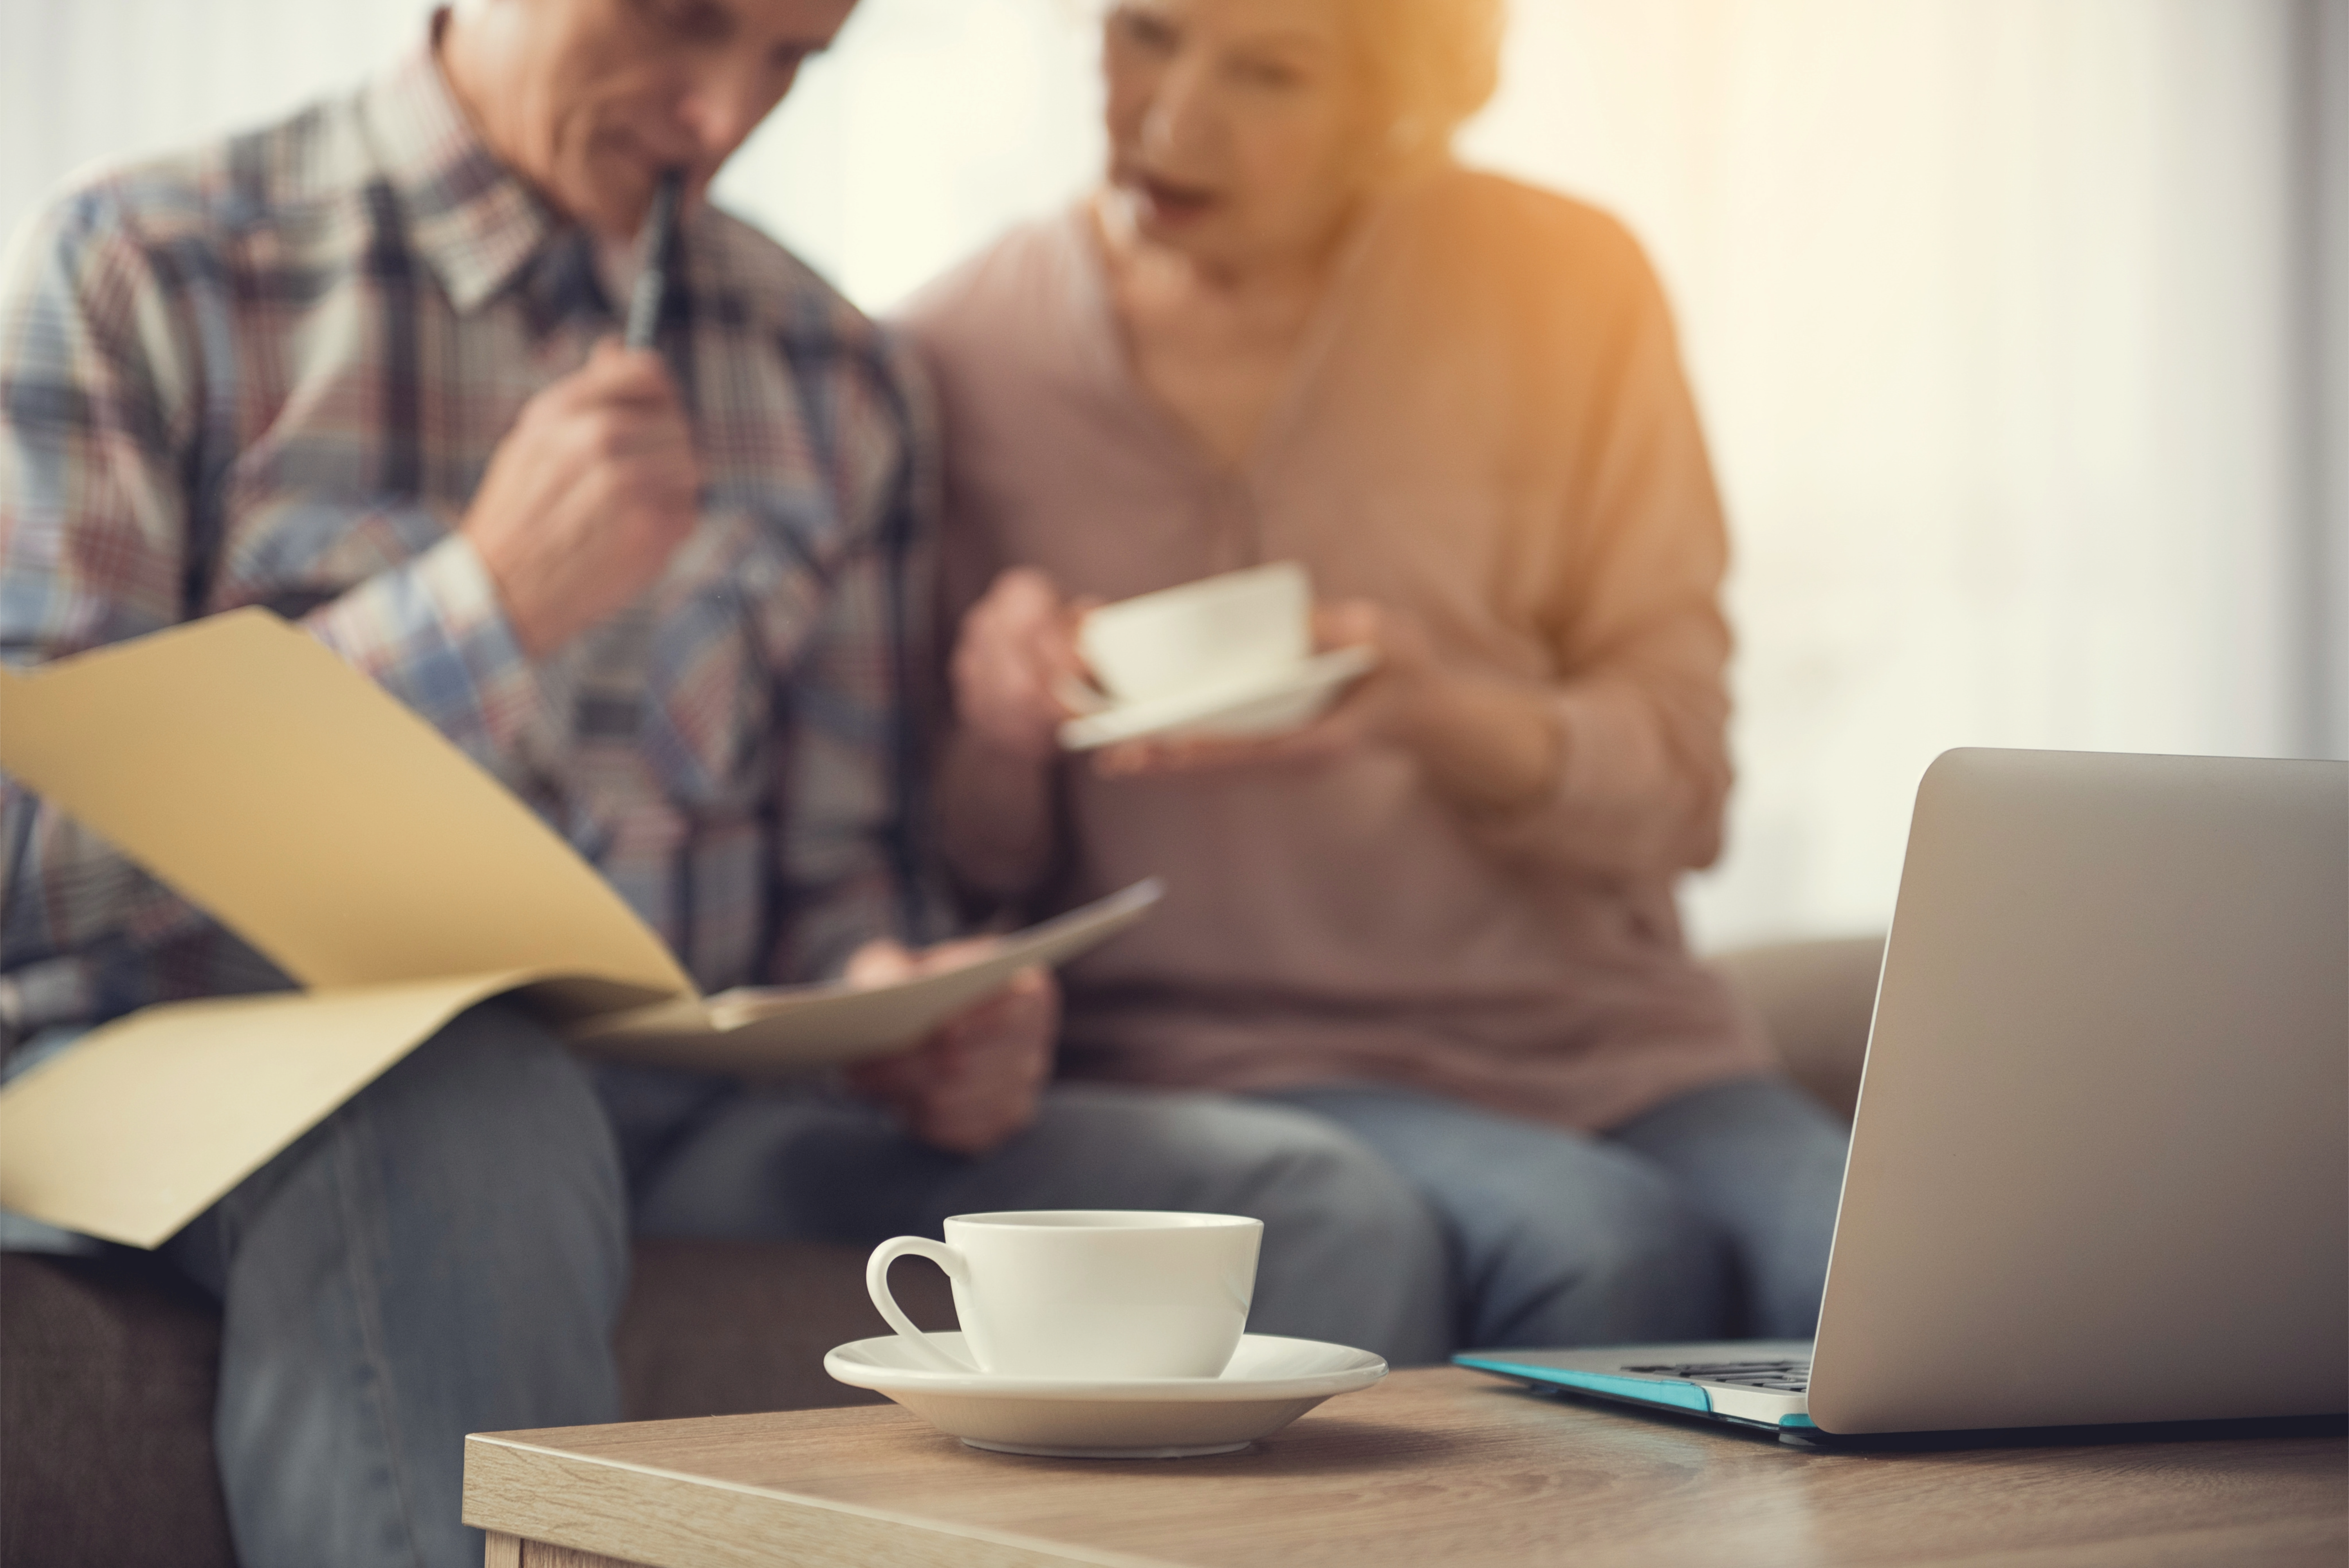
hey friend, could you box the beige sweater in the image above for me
[899,166,1775,1131]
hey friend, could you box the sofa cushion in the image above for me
[0,1250,235,1568]
[1711,935,1885,1121]
[0,1238,955,1568]
[618,1236,954,1421]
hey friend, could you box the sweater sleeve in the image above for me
[1460,226,1736,880]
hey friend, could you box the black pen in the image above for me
[624,168,685,352]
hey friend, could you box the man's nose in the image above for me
[676,56,789,162]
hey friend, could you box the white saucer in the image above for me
[1058,646,1378,752]
[823,1331,1387,1458]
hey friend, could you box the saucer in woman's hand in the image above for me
[1057,645,1377,752]
[822,1331,1387,1458]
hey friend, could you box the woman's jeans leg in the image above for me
[162,1002,630,1568]
[1609,1076,1850,1339]
[1260,1077,1849,1349]
[1258,1084,1735,1350]
[605,1074,1455,1366]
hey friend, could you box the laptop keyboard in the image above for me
[1620,1358,1811,1393]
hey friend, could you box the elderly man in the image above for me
[0,3,1450,1564]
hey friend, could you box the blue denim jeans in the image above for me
[32,1001,1451,1568]
[597,1063,1451,1368]
[158,1004,628,1568]
[1259,1076,1851,1348]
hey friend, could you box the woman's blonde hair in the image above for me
[1350,0,1507,164]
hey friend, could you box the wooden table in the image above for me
[464,1367,2347,1567]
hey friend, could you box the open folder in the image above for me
[0,610,1160,1248]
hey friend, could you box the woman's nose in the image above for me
[1138,52,1220,164]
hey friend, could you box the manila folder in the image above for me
[0,611,696,1245]
[0,612,1159,1247]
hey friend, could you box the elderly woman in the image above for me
[899,0,1849,1350]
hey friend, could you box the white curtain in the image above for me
[1454,1,2325,946]
[4,0,2333,950]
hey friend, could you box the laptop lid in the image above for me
[1810,749,2347,1434]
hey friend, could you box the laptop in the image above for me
[1457,748,2348,1438]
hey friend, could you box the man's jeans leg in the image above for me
[611,1077,1454,1366]
[163,1002,629,1568]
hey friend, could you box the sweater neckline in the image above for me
[1049,187,1398,494]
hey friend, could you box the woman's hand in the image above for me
[1095,599,1564,816]
[939,568,1100,902]
[839,936,1059,1156]
[951,568,1099,763]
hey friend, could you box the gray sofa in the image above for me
[0,936,1883,1567]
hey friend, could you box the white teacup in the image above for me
[1077,562,1311,705]
[866,1210,1261,1379]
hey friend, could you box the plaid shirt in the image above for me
[0,43,941,1041]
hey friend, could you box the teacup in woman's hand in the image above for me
[866,1210,1261,1379]
[1076,562,1312,705]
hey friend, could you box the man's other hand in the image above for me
[464,339,701,657]
[840,937,1058,1156]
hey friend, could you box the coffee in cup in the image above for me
[865,1209,1261,1379]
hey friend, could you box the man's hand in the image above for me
[840,937,1059,1156]
[464,339,701,658]
[951,567,1099,762]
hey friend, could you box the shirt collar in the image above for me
[360,32,564,315]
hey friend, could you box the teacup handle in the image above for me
[866,1236,977,1373]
